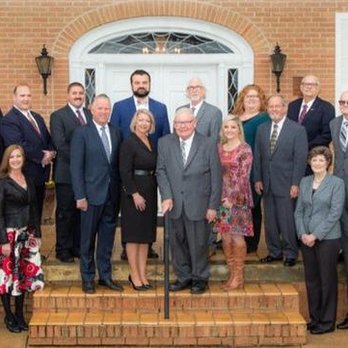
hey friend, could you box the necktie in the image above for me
[76,109,85,125]
[100,126,111,161]
[340,121,348,152]
[26,111,41,135]
[298,104,308,124]
[191,107,196,115]
[269,123,278,154]
[181,140,186,165]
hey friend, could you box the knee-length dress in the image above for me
[120,133,157,243]
[0,176,44,295]
[214,143,254,236]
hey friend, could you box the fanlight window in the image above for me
[89,32,234,54]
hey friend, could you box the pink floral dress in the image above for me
[214,143,254,236]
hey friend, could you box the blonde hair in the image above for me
[129,109,156,134]
[220,115,246,144]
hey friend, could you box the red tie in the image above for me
[76,109,85,125]
[298,104,308,124]
[26,112,41,135]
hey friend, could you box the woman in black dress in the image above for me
[0,145,44,333]
[120,109,157,291]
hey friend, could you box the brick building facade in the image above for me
[0,0,347,121]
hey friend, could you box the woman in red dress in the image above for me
[0,145,44,333]
[214,116,253,290]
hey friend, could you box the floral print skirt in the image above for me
[0,226,44,295]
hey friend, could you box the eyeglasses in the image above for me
[174,120,194,126]
[301,82,318,87]
[339,100,348,106]
[187,86,203,91]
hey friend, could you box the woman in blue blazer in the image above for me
[295,146,345,335]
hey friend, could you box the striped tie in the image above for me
[340,121,348,152]
[101,126,111,161]
[269,124,278,154]
[181,141,186,165]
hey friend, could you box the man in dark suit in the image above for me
[287,75,334,152]
[157,107,222,294]
[110,69,170,260]
[253,95,308,267]
[1,84,55,221]
[50,82,92,263]
[329,90,348,330]
[70,94,123,294]
[178,77,223,256]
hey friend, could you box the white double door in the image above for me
[105,64,225,128]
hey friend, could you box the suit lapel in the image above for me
[18,109,43,142]
[90,122,110,164]
[174,136,185,168]
[185,133,200,168]
[271,118,289,156]
[195,102,206,124]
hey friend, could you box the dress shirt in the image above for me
[68,103,87,124]
[190,100,203,117]
[179,132,195,163]
[270,116,286,140]
[93,120,112,154]
[133,96,149,110]
[14,106,40,131]
[299,98,315,116]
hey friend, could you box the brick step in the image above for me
[33,282,299,313]
[28,309,306,347]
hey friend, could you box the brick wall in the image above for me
[0,0,346,122]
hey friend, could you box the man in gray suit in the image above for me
[178,77,223,255]
[50,82,92,263]
[329,90,348,329]
[156,107,222,294]
[253,95,308,267]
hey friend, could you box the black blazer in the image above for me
[1,107,54,186]
[50,104,92,184]
[287,97,335,149]
[0,176,41,244]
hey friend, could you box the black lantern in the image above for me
[270,44,287,93]
[35,45,54,95]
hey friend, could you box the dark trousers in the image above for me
[263,192,298,259]
[301,238,341,329]
[35,184,45,223]
[55,183,81,258]
[170,209,209,283]
[246,187,262,252]
[80,196,117,283]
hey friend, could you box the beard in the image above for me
[133,88,150,98]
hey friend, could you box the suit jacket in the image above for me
[1,107,54,186]
[70,122,121,206]
[287,97,335,149]
[50,104,92,184]
[178,101,222,143]
[156,132,222,220]
[253,117,308,197]
[110,96,170,148]
[294,174,345,240]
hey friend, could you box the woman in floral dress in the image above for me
[0,145,44,333]
[214,116,253,290]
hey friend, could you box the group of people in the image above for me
[1,70,348,336]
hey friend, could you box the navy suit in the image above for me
[110,96,170,148]
[50,104,92,259]
[287,97,335,149]
[70,121,121,282]
[1,107,54,219]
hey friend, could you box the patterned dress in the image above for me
[214,143,254,236]
[0,177,44,295]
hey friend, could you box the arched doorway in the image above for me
[69,17,254,122]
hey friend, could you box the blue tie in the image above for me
[100,126,111,161]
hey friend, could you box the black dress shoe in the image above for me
[260,255,282,263]
[337,317,348,329]
[120,249,128,260]
[4,315,21,333]
[191,280,209,295]
[98,279,124,292]
[310,325,335,335]
[169,280,191,292]
[82,281,96,294]
[15,315,28,331]
[307,322,317,331]
[128,275,147,291]
[283,258,296,267]
[148,248,159,259]
[56,254,74,263]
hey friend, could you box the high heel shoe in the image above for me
[143,283,155,290]
[128,275,147,291]
[4,315,21,333]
